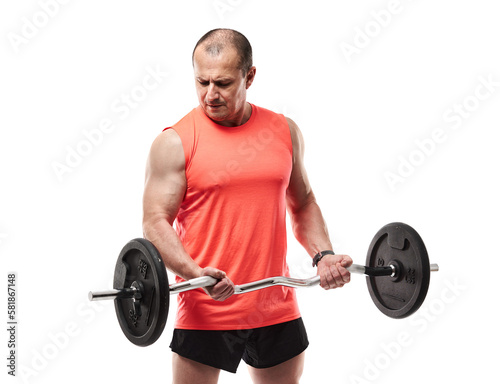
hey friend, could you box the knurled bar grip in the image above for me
[88,263,439,301]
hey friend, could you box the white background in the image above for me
[1,0,499,383]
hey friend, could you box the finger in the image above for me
[202,267,226,280]
[330,264,344,288]
[212,278,234,301]
[322,267,336,290]
[341,256,353,268]
[337,265,351,284]
[220,285,235,301]
[216,278,233,294]
[215,287,234,301]
[319,269,328,289]
[208,286,224,301]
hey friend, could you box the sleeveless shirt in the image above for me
[166,104,301,330]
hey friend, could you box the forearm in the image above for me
[290,199,333,257]
[143,217,202,280]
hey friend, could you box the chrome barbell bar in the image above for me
[89,263,439,301]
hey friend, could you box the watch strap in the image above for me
[312,250,335,267]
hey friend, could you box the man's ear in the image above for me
[246,66,256,89]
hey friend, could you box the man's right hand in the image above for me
[201,267,235,301]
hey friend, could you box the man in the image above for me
[142,29,352,384]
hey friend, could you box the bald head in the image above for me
[192,29,253,76]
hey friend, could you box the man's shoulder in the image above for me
[251,104,290,129]
[252,104,283,117]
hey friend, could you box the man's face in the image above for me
[193,46,254,127]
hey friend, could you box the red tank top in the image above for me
[167,104,300,330]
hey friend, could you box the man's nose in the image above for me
[207,83,220,101]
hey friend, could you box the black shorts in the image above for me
[169,318,309,373]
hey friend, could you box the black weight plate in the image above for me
[113,238,169,346]
[366,223,430,319]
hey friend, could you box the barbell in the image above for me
[88,222,439,346]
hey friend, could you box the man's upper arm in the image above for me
[286,117,315,214]
[143,129,186,226]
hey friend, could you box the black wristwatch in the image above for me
[312,250,335,267]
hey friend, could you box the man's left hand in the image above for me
[317,254,353,290]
